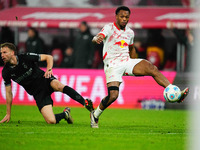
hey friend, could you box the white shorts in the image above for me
[104,58,143,83]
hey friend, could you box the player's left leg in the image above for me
[40,104,72,124]
[132,59,189,102]
[50,79,94,111]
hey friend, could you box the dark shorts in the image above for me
[33,76,56,111]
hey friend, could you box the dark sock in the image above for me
[63,86,85,106]
[101,96,110,109]
[55,112,66,124]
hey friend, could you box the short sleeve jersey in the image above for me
[2,53,45,95]
[98,22,134,65]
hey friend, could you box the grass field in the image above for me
[0,105,188,150]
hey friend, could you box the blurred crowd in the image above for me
[0,21,104,69]
[0,23,194,72]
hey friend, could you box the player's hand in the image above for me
[0,114,10,123]
[44,68,53,78]
[93,34,104,44]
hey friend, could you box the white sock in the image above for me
[94,106,103,119]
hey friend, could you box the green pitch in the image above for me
[0,105,188,150]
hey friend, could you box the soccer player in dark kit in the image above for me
[0,42,94,124]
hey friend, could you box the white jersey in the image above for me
[99,22,134,66]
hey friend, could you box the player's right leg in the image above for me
[50,79,94,112]
[90,81,120,128]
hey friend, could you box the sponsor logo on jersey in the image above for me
[14,68,33,83]
[114,40,128,48]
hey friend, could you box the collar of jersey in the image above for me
[114,22,126,31]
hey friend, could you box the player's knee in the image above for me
[46,118,56,124]
[151,65,159,76]
[51,80,64,92]
[101,86,119,108]
[109,91,119,102]
[146,61,159,75]
[56,84,63,92]
[108,86,119,103]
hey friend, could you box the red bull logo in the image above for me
[114,40,128,48]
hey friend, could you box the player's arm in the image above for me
[92,24,109,44]
[40,54,54,78]
[0,85,13,123]
[129,45,137,59]
[92,34,104,44]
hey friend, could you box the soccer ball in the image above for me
[163,85,181,103]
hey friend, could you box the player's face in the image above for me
[116,10,130,29]
[0,47,15,64]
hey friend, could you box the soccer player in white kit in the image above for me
[90,6,189,128]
